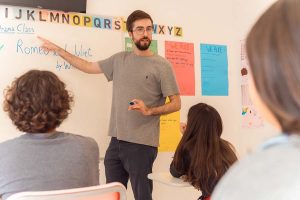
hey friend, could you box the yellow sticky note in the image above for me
[159,98,181,152]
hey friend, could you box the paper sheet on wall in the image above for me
[159,98,181,152]
[240,40,263,128]
[165,41,195,96]
[124,37,158,54]
[200,43,228,96]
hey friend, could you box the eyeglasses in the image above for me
[132,26,153,35]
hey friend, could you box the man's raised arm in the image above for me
[38,36,102,74]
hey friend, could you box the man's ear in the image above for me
[128,31,133,39]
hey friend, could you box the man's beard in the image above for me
[134,37,151,51]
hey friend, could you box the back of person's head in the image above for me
[126,10,153,32]
[246,0,300,134]
[3,70,73,133]
[173,103,237,195]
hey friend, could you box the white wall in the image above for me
[92,0,275,200]
[230,0,278,156]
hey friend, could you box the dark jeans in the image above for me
[104,137,158,200]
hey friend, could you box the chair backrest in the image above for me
[6,182,126,200]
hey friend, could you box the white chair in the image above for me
[6,182,126,200]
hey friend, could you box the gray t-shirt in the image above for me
[0,132,99,200]
[212,134,300,200]
[99,51,179,147]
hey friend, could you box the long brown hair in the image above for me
[173,103,237,195]
[246,0,300,134]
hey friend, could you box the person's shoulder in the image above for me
[0,136,23,146]
[101,51,130,62]
[150,54,172,70]
[225,145,294,176]
[212,144,300,200]
[63,133,98,147]
[112,51,132,58]
[289,134,300,145]
[0,137,22,154]
[211,152,261,199]
[152,54,170,63]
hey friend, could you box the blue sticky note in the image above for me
[200,43,229,96]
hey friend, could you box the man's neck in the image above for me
[133,48,153,57]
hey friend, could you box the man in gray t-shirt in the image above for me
[39,10,180,200]
[99,51,179,147]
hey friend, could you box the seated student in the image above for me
[170,103,237,200]
[0,70,99,200]
[212,0,300,199]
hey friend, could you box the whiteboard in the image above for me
[0,8,123,157]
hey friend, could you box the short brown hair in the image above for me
[3,70,73,133]
[246,0,300,134]
[126,10,153,32]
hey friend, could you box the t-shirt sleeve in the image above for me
[160,61,180,97]
[98,54,116,81]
